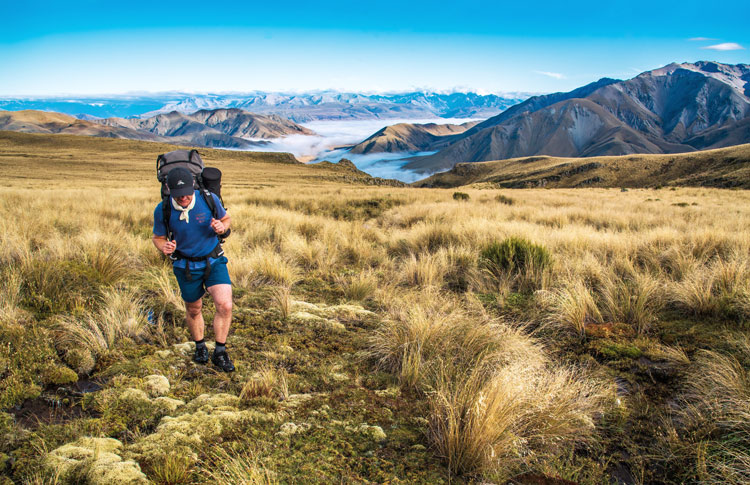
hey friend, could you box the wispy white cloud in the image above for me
[689,37,717,41]
[534,71,565,79]
[701,42,745,51]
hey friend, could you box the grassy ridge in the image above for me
[1,132,749,484]
[415,143,750,189]
[0,130,393,189]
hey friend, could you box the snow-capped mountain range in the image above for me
[0,91,531,122]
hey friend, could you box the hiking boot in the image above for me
[193,345,209,364]
[211,350,235,372]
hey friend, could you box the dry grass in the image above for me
[204,447,277,485]
[369,288,609,476]
[0,268,26,322]
[240,366,289,401]
[599,270,664,334]
[428,361,609,478]
[55,288,149,358]
[550,278,601,337]
[2,133,749,483]
[238,246,301,288]
[268,286,292,320]
[338,270,378,302]
[677,341,750,484]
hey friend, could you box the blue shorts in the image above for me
[173,256,232,303]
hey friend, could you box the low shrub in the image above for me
[480,237,551,276]
[495,194,514,205]
[452,192,470,201]
[480,237,551,293]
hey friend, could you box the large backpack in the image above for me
[156,149,230,242]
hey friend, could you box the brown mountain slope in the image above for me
[404,99,690,173]
[402,62,750,174]
[348,121,479,154]
[0,108,315,150]
[0,110,164,141]
[101,108,314,140]
[414,143,750,189]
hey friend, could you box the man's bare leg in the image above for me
[185,299,205,341]
[206,284,232,342]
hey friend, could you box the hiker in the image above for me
[152,167,235,372]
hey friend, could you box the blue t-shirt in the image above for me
[153,190,227,269]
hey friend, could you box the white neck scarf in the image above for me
[171,196,196,223]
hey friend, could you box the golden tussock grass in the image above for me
[549,278,602,337]
[677,339,750,484]
[268,285,292,320]
[428,361,610,478]
[240,366,289,402]
[55,288,149,359]
[203,446,277,485]
[231,246,301,289]
[369,288,610,476]
[2,134,749,482]
[337,269,379,302]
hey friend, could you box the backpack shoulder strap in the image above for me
[195,174,218,220]
[196,181,231,240]
[201,188,219,219]
[161,196,172,240]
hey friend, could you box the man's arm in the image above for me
[210,214,231,235]
[152,235,177,255]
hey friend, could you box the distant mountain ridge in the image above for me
[348,121,480,154]
[354,61,750,174]
[0,91,531,122]
[0,108,314,149]
[414,143,750,189]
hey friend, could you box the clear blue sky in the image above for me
[2,0,748,95]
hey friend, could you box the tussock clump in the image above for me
[495,194,515,205]
[427,361,609,478]
[338,270,378,302]
[282,233,340,272]
[395,222,464,255]
[141,264,184,315]
[673,341,750,484]
[269,285,292,320]
[550,278,602,337]
[370,289,545,388]
[21,258,102,314]
[401,252,448,289]
[236,246,301,288]
[147,452,193,485]
[240,366,289,401]
[55,288,148,358]
[480,237,551,293]
[203,446,277,485]
[370,288,609,477]
[0,268,26,322]
[599,270,664,334]
[369,290,460,388]
[77,230,137,285]
[441,245,477,293]
[670,256,750,319]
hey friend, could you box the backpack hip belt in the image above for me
[170,243,225,282]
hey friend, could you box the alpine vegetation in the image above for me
[1,133,749,484]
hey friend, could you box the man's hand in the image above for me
[163,240,177,255]
[211,218,226,235]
